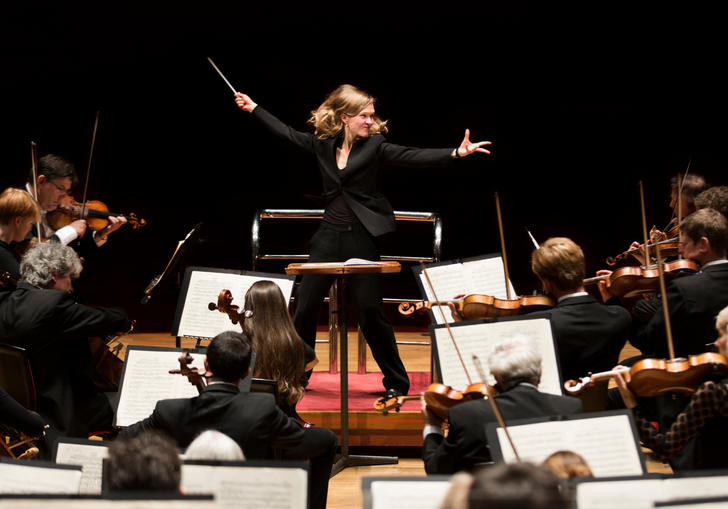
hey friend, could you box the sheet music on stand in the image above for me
[413,253,517,324]
[114,346,257,427]
[572,470,728,509]
[361,476,452,509]
[430,315,563,395]
[0,457,82,494]
[54,438,109,495]
[486,410,646,478]
[171,266,295,341]
[181,459,309,509]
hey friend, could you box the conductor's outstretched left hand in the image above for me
[455,129,492,157]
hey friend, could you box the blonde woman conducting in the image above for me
[235,84,491,400]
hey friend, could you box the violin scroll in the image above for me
[169,350,208,393]
[208,289,252,326]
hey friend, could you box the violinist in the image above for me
[617,208,728,359]
[526,237,631,383]
[421,335,582,475]
[0,187,40,282]
[234,84,491,402]
[625,174,707,266]
[25,154,126,253]
[241,280,314,416]
[120,331,337,509]
[0,242,131,455]
[695,185,728,221]
[613,304,728,470]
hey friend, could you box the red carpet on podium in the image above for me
[297,371,431,412]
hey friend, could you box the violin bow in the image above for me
[80,110,100,223]
[639,180,676,360]
[494,192,512,300]
[472,354,521,462]
[30,141,42,241]
[420,261,473,385]
[207,57,238,94]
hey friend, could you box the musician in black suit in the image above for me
[234,85,491,400]
[422,335,583,474]
[528,237,631,383]
[120,331,337,509]
[614,208,728,358]
[25,154,126,254]
[0,387,46,437]
[0,242,131,453]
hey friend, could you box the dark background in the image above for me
[2,2,726,332]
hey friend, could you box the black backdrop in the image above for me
[2,3,727,332]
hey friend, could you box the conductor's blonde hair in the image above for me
[307,84,388,139]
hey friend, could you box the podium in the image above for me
[285,261,401,476]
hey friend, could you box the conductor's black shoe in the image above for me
[383,388,405,400]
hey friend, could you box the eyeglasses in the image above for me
[47,180,71,196]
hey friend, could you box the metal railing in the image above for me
[251,208,441,373]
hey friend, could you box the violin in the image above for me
[606,237,680,266]
[573,180,728,399]
[169,350,209,393]
[583,259,698,299]
[46,196,147,232]
[208,289,252,325]
[564,352,728,397]
[398,294,554,320]
[374,381,496,419]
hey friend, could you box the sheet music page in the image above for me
[55,441,108,495]
[182,464,307,509]
[0,462,81,494]
[417,264,468,324]
[576,475,728,509]
[495,414,643,477]
[177,271,294,339]
[461,257,516,298]
[115,349,206,427]
[433,318,561,395]
[370,480,452,509]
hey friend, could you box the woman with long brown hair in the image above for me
[242,280,312,415]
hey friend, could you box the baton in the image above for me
[207,57,238,94]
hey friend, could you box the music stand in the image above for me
[285,261,401,476]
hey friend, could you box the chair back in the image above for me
[0,343,37,411]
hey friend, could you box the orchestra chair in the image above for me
[0,343,40,459]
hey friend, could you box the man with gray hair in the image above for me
[0,242,131,454]
[421,335,583,475]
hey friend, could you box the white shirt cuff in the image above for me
[423,425,444,439]
[54,225,78,245]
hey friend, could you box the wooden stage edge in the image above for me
[117,329,649,449]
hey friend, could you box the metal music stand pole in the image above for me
[286,261,401,476]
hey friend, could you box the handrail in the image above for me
[251,209,442,269]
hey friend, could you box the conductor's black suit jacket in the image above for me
[423,384,583,475]
[120,383,305,458]
[252,107,454,237]
[528,295,631,383]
